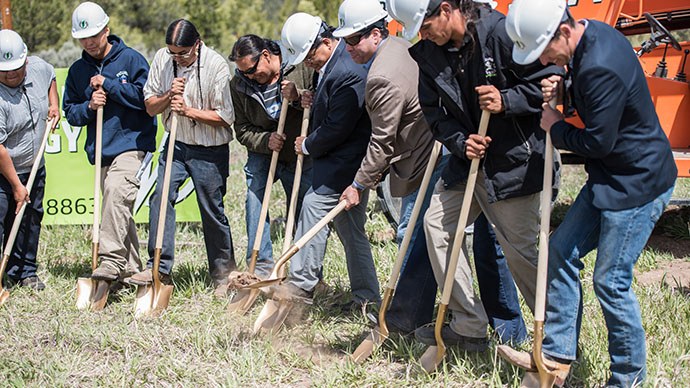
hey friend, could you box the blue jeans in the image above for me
[244,151,312,278]
[147,141,236,284]
[387,156,526,344]
[0,167,45,281]
[543,184,674,387]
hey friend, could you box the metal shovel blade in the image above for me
[133,283,154,318]
[134,282,173,318]
[90,280,110,312]
[253,298,294,336]
[351,326,386,363]
[0,288,9,306]
[418,343,446,373]
[227,288,261,315]
[75,277,95,310]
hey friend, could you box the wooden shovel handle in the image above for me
[248,103,290,273]
[282,107,310,253]
[0,120,53,281]
[91,107,103,270]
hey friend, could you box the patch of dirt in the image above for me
[646,235,690,258]
[227,271,262,290]
[636,260,690,290]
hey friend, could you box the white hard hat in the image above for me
[0,30,27,71]
[281,13,323,66]
[385,0,441,41]
[333,0,389,38]
[505,0,567,65]
[71,2,109,39]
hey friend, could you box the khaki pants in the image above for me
[423,173,539,338]
[98,150,144,279]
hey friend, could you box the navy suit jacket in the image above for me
[551,20,676,210]
[305,40,371,195]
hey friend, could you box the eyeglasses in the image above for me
[305,39,323,63]
[344,27,374,47]
[237,54,262,76]
[167,41,198,59]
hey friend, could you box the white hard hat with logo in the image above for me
[385,0,442,41]
[281,13,324,66]
[0,29,27,71]
[505,0,568,65]
[333,0,389,38]
[71,1,110,39]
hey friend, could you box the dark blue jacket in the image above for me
[409,7,562,202]
[305,40,371,195]
[63,35,156,166]
[551,20,676,210]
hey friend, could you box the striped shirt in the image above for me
[143,43,234,146]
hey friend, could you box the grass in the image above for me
[1,145,689,387]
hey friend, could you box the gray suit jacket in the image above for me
[354,36,434,197]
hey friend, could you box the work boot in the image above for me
[414,324,488,352]
[91,261,120,281]
[20,276,45,291]
[125,268,171,286]
[496,345,570,387]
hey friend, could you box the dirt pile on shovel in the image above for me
[227,271,262,290]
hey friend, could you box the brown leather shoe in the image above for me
[125,268,171,286]
[496,345,570,387]
[213,282,229,298]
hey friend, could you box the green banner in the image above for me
[43,68,201,225]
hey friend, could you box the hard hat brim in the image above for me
[511,38,549,65]
[0,56,26,72]
[402,18,423,41]
[285,45,310,66]
[72,27,103,39]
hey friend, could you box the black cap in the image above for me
[425,0,443,18]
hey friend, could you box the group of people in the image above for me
[0,0,677,387]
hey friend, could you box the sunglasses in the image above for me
[344,27,374,47]
[167,41,198,59]
[305,39,323,63]
[237,54,262,76]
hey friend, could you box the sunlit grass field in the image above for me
[0,142,688,387]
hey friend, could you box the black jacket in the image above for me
[409,7,562,202]
[305,40,371,195]
[551,20,676,210]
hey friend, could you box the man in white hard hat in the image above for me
[273,13,379,310]
[498,1,676,387]
[63,1,157,285]
[0,30,59,291]
[386,0,562,351]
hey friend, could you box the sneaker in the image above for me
[91,261,120,281]
[414,324,488,352]
[125,268,171,286]
[20,276,45,291]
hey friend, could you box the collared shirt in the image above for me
[143,43,235,146]
[0,56,55,174]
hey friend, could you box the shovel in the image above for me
[1,119,55,306]
[351,141,442,363]
[418,110,490,373]
[532,97,558,388]
[75,106,111,311]
[133,114,178,318]
[227,101,290,314]
[252,200,349,335]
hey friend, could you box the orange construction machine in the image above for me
[390,1,690,178]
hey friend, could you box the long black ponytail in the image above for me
[166,19,203,108]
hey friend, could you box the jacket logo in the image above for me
[116,70,129,83]
[80,20,89,29]
[3,51,11,60]
[484,56,497,78]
